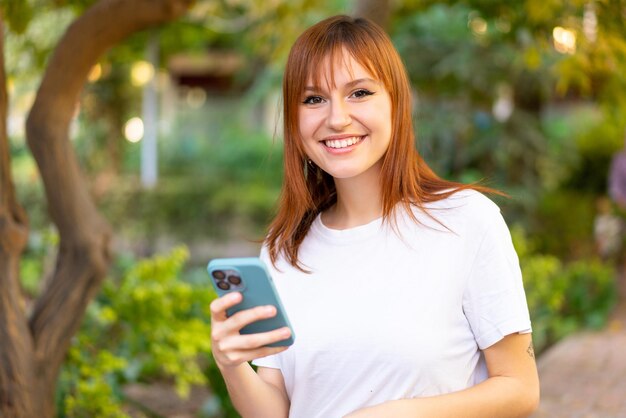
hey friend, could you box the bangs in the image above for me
[305,43,381,91]
[288,18,390,96]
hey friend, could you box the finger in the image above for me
[210,292,242,321]
[250,344,290,360]
[222,304,278,333]
[220,327,292,352]
[212,308,286,350]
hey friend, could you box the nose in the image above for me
[326,100,351,130]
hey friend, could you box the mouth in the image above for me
[322,135,366,150]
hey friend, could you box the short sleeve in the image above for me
[251,353,281,369]
[462,208,532,350]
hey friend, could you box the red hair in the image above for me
[266,15,489,270]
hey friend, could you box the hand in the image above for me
[210,291,291,370]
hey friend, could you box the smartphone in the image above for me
[207,257,295,347]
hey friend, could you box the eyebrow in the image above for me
[304,78,379,92]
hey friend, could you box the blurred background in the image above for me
[3,0,626,416]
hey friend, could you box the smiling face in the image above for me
[298,50,393,181]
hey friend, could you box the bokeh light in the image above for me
[87,64,102,82]
[469,16,487,35]
[131,61,155,86]
[124,117,144,143]
[186,87,207,109]
[553,26,576,54]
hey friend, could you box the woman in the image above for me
[210,15,539,417]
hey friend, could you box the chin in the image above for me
[323,168,368,180]
[318,160,381,181]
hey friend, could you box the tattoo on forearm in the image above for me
[527,342,535,358]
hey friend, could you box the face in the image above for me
[298,50,392,181]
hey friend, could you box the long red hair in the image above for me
[266,15,489,270]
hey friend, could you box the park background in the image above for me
[1,0,625,417]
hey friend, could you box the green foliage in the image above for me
[59,347,129,418]
[101,123,283,241]
[20,227,58,297]
[561,260,617,327]
[390,1,626,260]
[0,0,34,34]
[576,112,624,159]
[106,247,213,395]
[564,110,625,194]
[57,246,218,417]
[392,2,556,202]
[532,190,596,257]
[512,227,617,353]
[4,2,77,79]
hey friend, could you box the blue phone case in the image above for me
[207,257,295,347]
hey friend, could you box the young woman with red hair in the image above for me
[210,15,539,417]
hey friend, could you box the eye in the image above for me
[302,95,324,105]
[351,89,375,99]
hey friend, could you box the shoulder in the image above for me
[422,189,503,228]
[392,189,509,250]
[434,188,499,210]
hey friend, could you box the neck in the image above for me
[321,162,383,229]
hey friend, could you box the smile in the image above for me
[323,136,365,149]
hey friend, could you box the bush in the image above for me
[512,227,618,353]
[531,190,597,259]
[56,246,224,417]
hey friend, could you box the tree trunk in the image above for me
[0,1,193,417]
[0,13,38,418]
[352,0,392,29]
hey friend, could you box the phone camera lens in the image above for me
[217,281,231,291]
[212,270,226,280]
[227,275,242,285]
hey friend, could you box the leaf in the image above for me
[0,0,34,34]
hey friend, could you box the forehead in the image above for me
[305,47,378,88]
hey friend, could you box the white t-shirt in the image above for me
[253,190,531,417]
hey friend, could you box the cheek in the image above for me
[298,111,318,138]
[366,108,392,137]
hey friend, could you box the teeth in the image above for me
[324,136,362,149]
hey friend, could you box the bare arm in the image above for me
[210,292,291,418]
[345,333,540,418]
